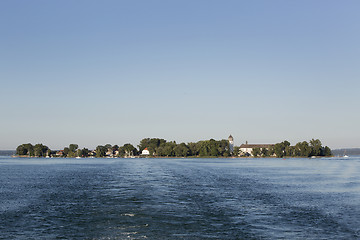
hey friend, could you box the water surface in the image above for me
[1,156,360,239]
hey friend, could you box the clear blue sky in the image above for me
[1,0,359,150]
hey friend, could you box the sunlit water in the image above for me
[1,156,360,239]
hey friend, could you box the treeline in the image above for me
[16,138,232,158]
[16,138,332,158]
[237,139,332,158]
[16,143,50,157]
[16,143,138,158]
[138,138,232,157]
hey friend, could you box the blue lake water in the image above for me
[1,156,360,239]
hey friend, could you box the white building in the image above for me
[239,141,274,156]
[141,148,150,155]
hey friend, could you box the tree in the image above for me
[297,141,311,157]
[69,144,78,153]
[47,149,51,157]
[76,149,82,157]
[188,142,199,156]
[96,145,107,158]
[16,143,34,156]
[63,147,70,157]
[218,139,231,157]
[233,146,240,157]
[309,139,322,156]
[323,146,332,156]
[163,141,176,157]
[34,144,49,157]
[174,143,189,157]
[138,138,166,156]
[16,144,28,156]
[79,148,90,157]
[274,141,290,158]
[122,143,137,157]
[261,147,269,157]
[252,148,261,157]
[104,144,112,150]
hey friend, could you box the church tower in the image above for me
[228,135,234,153]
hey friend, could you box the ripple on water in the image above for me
[0,157,360,239]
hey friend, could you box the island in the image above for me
[15,137,332,159]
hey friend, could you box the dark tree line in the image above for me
[16,138,232,158]
[16,143,50,157]
[138,138,231,157]
[16,138,332,158]
[247,139,332,158]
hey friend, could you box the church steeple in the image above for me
[228,135,234,152]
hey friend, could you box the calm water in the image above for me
[1,156,360,239]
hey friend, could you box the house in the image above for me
[56,150,64,157]
[141,148,150,155]
[239,141,274,156]
[106,149,114,157]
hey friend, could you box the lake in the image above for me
[1,156,360,239]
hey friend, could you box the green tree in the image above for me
[233,146,240,157]
[122,143,137,157]
[63,147,70,157]
[261,147,269,157]
[323,146,332,156]
[69,144,78,153]
[79,148,90,157]
[138,138,166,156]
[16,144,28,156]
[274,141,290,158]
[104,144,112,150]
[33,144,49,157]
[164,141,176,157]
[187,142,199,156]
[252,147,261,157]
[174,143,189,157]
[16,143,34,156]
[309,139,322,156]
[298,141,311,157]
[47,149,51,157]
[76,149,82,157]
[96,145,107,158]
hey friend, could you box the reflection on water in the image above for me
[0,157,360,239]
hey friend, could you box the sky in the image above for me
[1,0,359,150]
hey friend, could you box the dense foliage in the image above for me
[138,138,231,157]
[249,139,332,158]
[15,138,332,158]
[16,143,49,157]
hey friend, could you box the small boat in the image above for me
[343,155,349,158]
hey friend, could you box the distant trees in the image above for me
[16,143,34,156]
[15,138,332,159]
[137,138,231,158]
[78,148,90,157]
[271,139,332,158]
[16,143,49,157]
[120,143,138,157]
[96,145,107,158]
